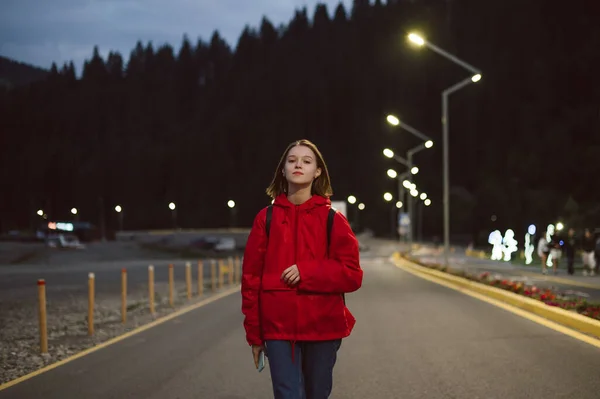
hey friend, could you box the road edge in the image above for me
[392,253,600,347]
[0,286,241,392]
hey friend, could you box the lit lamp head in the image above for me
[408,33,425,46]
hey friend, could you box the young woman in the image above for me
[241,139,363,399]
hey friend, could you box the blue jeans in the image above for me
[264,339,342,399]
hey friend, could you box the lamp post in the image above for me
[227,200,236,228]
[385,117,434,250]
[168,202,176,229]
[115,205,124,231]
[407,32,482,268]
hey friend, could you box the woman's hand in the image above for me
[252,344,264,368]
[281,264,300,286]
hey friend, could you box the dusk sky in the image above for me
[1,0,352,72]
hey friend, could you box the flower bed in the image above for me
[405,256,600,321]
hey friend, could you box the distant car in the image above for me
[46,234,85,249]
[190,236,236,252]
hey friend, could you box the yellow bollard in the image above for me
[149,265,155,314]
[197,260,204,297]
[88,273,95,336]
[185,262,192,300]
[211,260,217,292]
[37,279,48,354]
[218,259,224,289]
[121,268,127,324]
[169,264,174,307]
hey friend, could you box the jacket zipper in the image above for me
[291,204,299,363]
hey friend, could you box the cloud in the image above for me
[0,0,350,71]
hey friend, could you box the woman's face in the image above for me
[283,145,321,187]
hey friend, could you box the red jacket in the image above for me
[241,193,363,346]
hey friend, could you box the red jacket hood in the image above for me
[272,193,331,211]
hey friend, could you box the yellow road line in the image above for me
[0,286,241,392]
[393,258,600,350]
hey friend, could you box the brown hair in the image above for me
[266,139,333,199]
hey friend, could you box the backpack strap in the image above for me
[265,205,273,239]
[326,207,336,256]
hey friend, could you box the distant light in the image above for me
[169,202,176,210]
[410,189,419,197]
[37,209,43,216]
[383,148,394,158]
[491,215,497,222]
[528,224,536,235]
[358,203,365,211]
[49,222,74,231]
[402,180,412,189]
[472,74,482,83]
[387,169,398,179]
[424,199,431,206]
[71,208,78,215]
[396,201,403,209]
[386,115,400,126]
[383,192,393,202]
[227,200,236,209]
[556,222,564,231]
[115,205,122,213]
[347,195,357,204]
[408,33,425,46]
[425,140,433,148]
[420,193,427,200]
[411,166,419,175]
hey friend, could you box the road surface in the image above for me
[1,240,600,398]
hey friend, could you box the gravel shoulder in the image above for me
[0,280,237,385]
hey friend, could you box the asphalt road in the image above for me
[412,246,600,301]
[2,242,600,398]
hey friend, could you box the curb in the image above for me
[392,253,600,341]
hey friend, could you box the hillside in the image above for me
[0,56,49,88]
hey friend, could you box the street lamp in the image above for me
[347,195,357,205]
[115,205,124,231]
[424,199,432,206]
[420,193,427,200]
[407,32,482,268]
[383,192,393,202]
[386,114,400,126]
[227,200,236,208]
[396,201,403,209]
[37,209,43,216]
[358,203,365,211]
[168,202,177,229]
[387,169,398,179]
[71,208,77,215]
[385,115,434,249]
